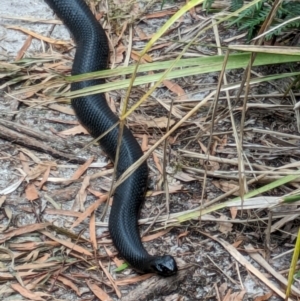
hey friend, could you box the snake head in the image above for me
[148,255,178,277]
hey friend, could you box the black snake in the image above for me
[45,0,177,276]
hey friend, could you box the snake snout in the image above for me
[150,255,178,277]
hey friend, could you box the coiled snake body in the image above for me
[45,0,177,276]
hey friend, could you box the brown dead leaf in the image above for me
[133,26,148,40]
[57,275,81,296]
[60,124,89,136]
[218,222,233,234]
[141,134,148,152]
[40,230,92,257]
[163,79,185,100]
[86,280,112,301]
[253,292,273,301]
[7,25,69,45]
[115,273,153,286]
[47,104,75,115]
[223,290,246,301]
[9,241,59,251]
[14,262,59,271]
[26,164,49,181]
[143,9,177,19]
[149,184,183,196]
[232,240,243,248]
[38,165,51,190]
[153,152,163,174]
[16,35,32,60]
[71,157,94,180]
[131,50,152,62]
[172,171,195,182]
[0,271,39,280]
[98,260,121,298]
[211,139,218,156]
[134,115,175,128]
[11,283,49,301]
[71,195,107,229]
[87,188,105,197]
[73,176,90,212]
[177,231,189,246]
[212,180,240,196]
[142,228,172,242]
[199,141,208,153]
[104,246,124,268]
[115,42,126,63]
[19,152,30,174]
[219,282,228,298]
[0,223,50,244]
[230,207,238,219]
[147,116,175,128]
[90,212,97,250]
[25,184,39,201]
[219,135,228,150]
[45,208,82,217]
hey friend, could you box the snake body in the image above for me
[45,0,177,276]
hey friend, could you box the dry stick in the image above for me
[179,150,273,171]
[162,97,175,216]
[265,211,273,262]
[0,124,86,164]
[199,50,230,212]
[99,122,124,221]
[0,119,65,146]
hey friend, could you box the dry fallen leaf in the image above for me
[114,42,126,63]
[142,228,172,242]
[71,157,94,180]
[98,260,121,298]
[212,180,240,196]
[86,280,112,301]
[47,104,75,115]
[72,176,90,212]
[16,35,32,60]
[25,183,39,201]
[172,171,195,182]
[6,25,69,45]
[253,292,273,301]
[60,124,89,136]
[115,273,153,286]
[57,275,82,296]
[0,223,50,244]
[133,115,175,128]
[230,206,238,219]
[163,79,185,100]
[218,221,233,234]
[11,283,49,301]
[223,290,246,301]
[40,230,92,257]
[71,195,107,229]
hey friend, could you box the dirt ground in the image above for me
[1,0,300,300]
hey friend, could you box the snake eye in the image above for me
[151,255,178,277]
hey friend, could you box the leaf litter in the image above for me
[1,0,300,300]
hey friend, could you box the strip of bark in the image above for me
[0,124,86,164]
[121,263,194,301]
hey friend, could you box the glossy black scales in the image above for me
[45,0,177,276]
